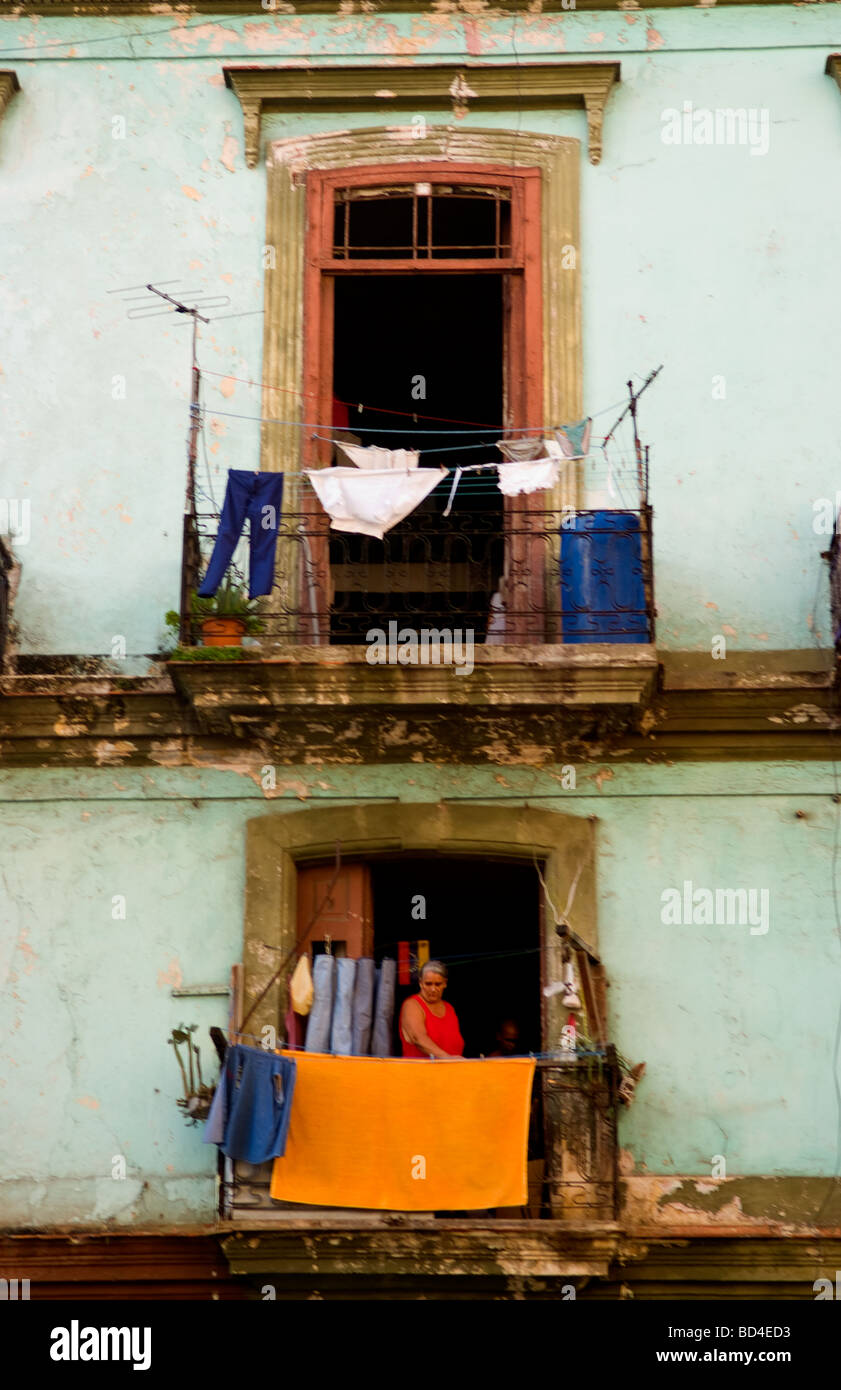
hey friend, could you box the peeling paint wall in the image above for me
[2,2,841,1240]
[1,7,840,652]
[0,758,838,1228]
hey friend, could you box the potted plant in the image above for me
[165,582,265,649]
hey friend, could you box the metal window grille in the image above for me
[331,184,513,261]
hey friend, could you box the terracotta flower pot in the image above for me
[201,616,246,647]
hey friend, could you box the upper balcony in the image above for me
[168,482,659,750]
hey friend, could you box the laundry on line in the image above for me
[337,443,421,471]
[305,424,592,534]
[305,463,446,540]
[496,456,563,496]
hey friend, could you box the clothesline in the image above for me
[195,469,638,507]
[226,1029,608,1063]
[203,404,620,439]
[192,381,654,577]
[195,481,635,509]
[194,444,645,574]
[312,431,504,456]
[194,405,636,442]
[198,366,635,433]
[313,434,637,463]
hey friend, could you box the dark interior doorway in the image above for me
[370,855,541,1058]
[330,275,505,643]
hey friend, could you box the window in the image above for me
[300,163,546,643]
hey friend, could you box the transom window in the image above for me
[331,183,513,261]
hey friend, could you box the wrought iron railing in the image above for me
[540,1054,620,1223]
[181,500,654,649]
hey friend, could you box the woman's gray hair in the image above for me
[419,958,448,981]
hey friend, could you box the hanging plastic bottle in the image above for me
[559,1012,577,1063]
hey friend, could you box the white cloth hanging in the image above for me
[306,465,445,539]
[290,955,314,1016]
[496,457,562,496]
[337,443,421,471]
[485,591,507,644]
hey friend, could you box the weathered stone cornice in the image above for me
[169,642,657,711]
[224,61,620,166]
[0,649,837,766]
[222,1222,623,1281]
[0,1,817,13]
[3,1225,839,1297]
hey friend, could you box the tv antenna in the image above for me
[109,281,230,639]
[108,280,231,321]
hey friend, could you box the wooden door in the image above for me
[296,862,373,959]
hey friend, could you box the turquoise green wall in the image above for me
[0,759,838,1227]
[1,7,839,654]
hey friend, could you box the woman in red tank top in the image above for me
[400,960,464,1059]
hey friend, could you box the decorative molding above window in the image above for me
[0,72,20,131]
[224,62,620,168]
[827,54,841,95]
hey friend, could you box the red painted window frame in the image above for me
[300,162,545,644]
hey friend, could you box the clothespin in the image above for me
[324,933,332,956]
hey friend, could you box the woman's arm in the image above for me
[401,998,455,1059]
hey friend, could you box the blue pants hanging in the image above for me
[203,1044,296,1164]
[198,469,284,599]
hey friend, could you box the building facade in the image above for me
[1,0,841,1299]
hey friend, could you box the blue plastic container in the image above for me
[560,510,650,643]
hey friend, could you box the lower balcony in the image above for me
[221,1058,619,1220]
[215,1056,623,1285]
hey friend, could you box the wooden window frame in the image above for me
[260,126,582,646]
[242,802,599,1048]
[301,162,545,642]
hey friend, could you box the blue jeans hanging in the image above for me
[198,470,284,599]
[203,1044,296,1164]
